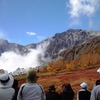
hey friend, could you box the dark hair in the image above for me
[96,79,100,86]
[48,85,56,92]
[65,83,74,93]
[62,84,66,88]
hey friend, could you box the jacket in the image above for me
[0,87,15,100]
[46,91,60,100]
[17,83,46,100]
[77,89,91,100]
[90,85,100,100]
[60,91,74,100]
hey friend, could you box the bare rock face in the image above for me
[0,29,100,60]
[0,29,100,74]
[60,36,100,60]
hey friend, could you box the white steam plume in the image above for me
[0,41,50,73]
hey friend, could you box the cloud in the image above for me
[0,50,41,72]
[66,0,100,27]
[0,41,50,73]
[26,31,46,43]
[67,0,100,18]
[26,32,36,36]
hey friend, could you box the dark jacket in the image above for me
[60,91,74,100]
[12,79,19,100]
[77,89,91,100]
[46,91,60,100]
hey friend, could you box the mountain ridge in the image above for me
[0,29,100,74]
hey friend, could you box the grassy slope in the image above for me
[17,68,100,100]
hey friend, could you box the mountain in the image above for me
[59,36,100,60]
[0,29,100,57]
[44,29,100,57]
[0,29,100,75]
[41,36,100,73]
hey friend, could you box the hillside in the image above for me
[0,29,100,75]
[40,36,100,73]
[16,35,100,100]
[17,68,100,100]
[60,36,100,60]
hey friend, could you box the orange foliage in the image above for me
[42,53,100,72]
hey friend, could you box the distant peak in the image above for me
[67,29,82,32]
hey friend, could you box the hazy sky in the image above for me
[0,0,100,45]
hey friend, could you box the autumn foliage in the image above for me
[17,53,100,100]
[41,53,100,72]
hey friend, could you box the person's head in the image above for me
[26,69,37,83]
[96,79,100,86]
[48,85,56,92]
[62,84,66,92]
[62,83,73,93]
[80,82,87,89]
[0,72,14,88]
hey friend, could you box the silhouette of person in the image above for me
[60,83,74,100]
[12,79,19,100]
[46,84,60,100]
[77,82,91,100]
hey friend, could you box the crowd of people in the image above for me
[0,68,100,100]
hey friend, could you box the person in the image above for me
[0,71,15,100]
[12,79,19,100]
[46,84,60,100]
[95,79,100,86]
[77,82,91,100]
[90,68,100,100]
[17,69,46,100]
[60,83,74,100]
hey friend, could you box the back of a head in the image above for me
[65,83,73,93]
[62,83,73,93]
[96,79,100,86]
[26,69,37,83]
[48,85,56,92]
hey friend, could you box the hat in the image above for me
[0,72,14,88]
[97,68,100,74]
[80,82,87,88]
[26,69,37,83]
[48,85,56,90]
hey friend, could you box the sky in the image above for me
[0,0,100,46]
[0,0,100,72]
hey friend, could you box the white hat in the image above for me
[80,82,87,88]
[0,72,14,88]
[97,68,100,74]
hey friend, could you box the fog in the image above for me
[0,41,51,73]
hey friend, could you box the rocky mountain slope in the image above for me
[59,36,100,60]
[0,29,100,74]
[0,29,100,58]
